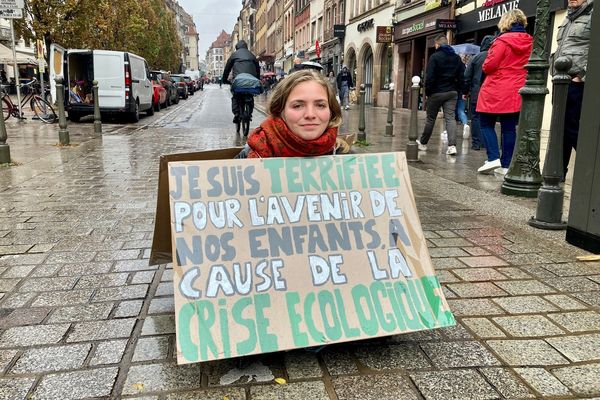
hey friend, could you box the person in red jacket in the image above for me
[476,9,533,175]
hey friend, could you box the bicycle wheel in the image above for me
[242,102,250,137]
[31,96,57,123]
[2,96,11,121]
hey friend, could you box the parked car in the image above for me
[183,75,195,95]
[151,70,178,106]
[50,45,154,122]
[171,74,188,99]
[150,76,167,111]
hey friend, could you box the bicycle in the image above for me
[234,92,254,137]
[1,78,57,123]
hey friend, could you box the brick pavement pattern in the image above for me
[0,88,598,399]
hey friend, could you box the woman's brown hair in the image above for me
[267,70,342,128]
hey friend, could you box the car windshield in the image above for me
[184,77,191,82]
[171,76,183,82]
[150,72,161,81]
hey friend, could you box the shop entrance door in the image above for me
[364,50,373,105]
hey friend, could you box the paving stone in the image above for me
[33,367,118,400]
[114,300,144,318]
[250,380,329,400]
[0,245,32,255]
[75,272,129,288]
[29,264,62,277]
[284,351,322,379]
[446,298,505,316]
[90,339,128,366]
[432,258,468,270]
[148,296,174,314]
[547,311,600,332]
[45,251,96,264]
[1,265,35,278]
[164,388,246,400]
[113,259,158,272]
[492,315,565,337]
[57,262,113,276]
[0,307,50,328]
[0,377,35,400]
[573,292,600,307]
[77,241,124,252]
[462,318,506,338]
[0,350,17,372]
[132,336,171,362]
[410,369,499,400]
[355,343,430,370]
[500,253,553,265]
[390,328,444,342]
[47,303,113,323]
[141,315,176,335]
[494,280,557,295]
[467,236,513,247]
[67,318,136,342]
[18,276,78,292]
[495,267,531,279]
[550,277,600,293]
[0,324,70,347]
[122,362,203,395]
[479,367,535,399]
[486,339,569,366]
[544,294,588,310]
[0,278,19,292]
[11,343,91,373]
[435,230,459,238]
[155,282,174,296]
[452,268,508,282]
[429,247,470,258]
[0,253,46,266]
[320,347,359,375]
[161,269,174,281]
[551,363,600,396]
[333,374,418,400]
[421,341,500,367]
[205,358,284,386]
[446,282,507,298]
[541,262,600,277]
[492,296,559,314]
[132,270,156,284]
[438,323,473,340]
[515,367,571,397]
[93,284,149,302]
[95,249,141,261]
[0,292,36,308]
[458,256,509,268]
[546,334,600,362]
[462,247,492,256]
[433,269,460,283]
[429,238,473,247]
[31,289,93,307]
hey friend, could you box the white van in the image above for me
[50,44,154,122]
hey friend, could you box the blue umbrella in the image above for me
[452,43,480,55]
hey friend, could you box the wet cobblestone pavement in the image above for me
[0,85,598,399]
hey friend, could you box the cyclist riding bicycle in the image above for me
[221,40,261,125]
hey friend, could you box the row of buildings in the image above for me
[209,0,569,112]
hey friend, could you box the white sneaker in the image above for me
[477,159,502,174]
[446,145,457,155]
[494,167,508,176]
[416,139,427,151]
[463,124,470,139]
[440,130,448,141]
[344,105,349,110]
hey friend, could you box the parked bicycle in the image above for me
[1,78,57,123]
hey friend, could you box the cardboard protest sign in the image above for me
[168,152,455,364]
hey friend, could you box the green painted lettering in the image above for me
[196,301,218,361]
[421,276,456,326]
[351,284,379,336]
[365,155,383,188]
[304,292,326,343]
[334,289,361,338]
[393,281,423,330]
[254,294,279,352]
[301,158,321,191]
[286,292,309,346]
[318,290,342,340]
[285,158,303,192]
[178,302,199,362]
[381,153,400,187]
[232,297,257,355]
[263,159,284,193]
[407,279,436,328]
[369,281,396,332]
[218,299,231,359]
[318,157,338,190]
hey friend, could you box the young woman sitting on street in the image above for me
[236,70,347,159]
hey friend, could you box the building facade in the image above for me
[165,0,200,72]
[320,0,345,75]
[206,30,231,81]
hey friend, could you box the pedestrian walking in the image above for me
[328,71,339,103]
[464,35,495,150]
[235,70,348,158]
[337,65,353,110]
[476,9,533,175]
[552,0,593,179]
[416,34,466,156]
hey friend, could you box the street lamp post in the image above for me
[501,0,552,197]
[385,83,395,137]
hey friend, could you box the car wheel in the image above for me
[131,102,140,122]
[69,112,81,122]
[147,102,154,116]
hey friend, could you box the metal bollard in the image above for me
[385,83,395,137]
[0,102,10,164]
[358,84,366,141]
[528,57,571,230]
[93,80,102,134]
[55,77,70,146]
[407,76,421,162]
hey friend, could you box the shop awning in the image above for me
[0,43,36,65]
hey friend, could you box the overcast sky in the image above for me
[177,0,242,60]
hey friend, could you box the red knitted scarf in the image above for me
[247,117,338,158]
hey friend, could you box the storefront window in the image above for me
[380,44,393,90]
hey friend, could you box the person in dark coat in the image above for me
[476,9,533,175]
[464,35,495,150]
[222,40,260,124]
[336,65,353,110]
[417,34,466,156]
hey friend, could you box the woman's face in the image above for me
[282,81,331,141]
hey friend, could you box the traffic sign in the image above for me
[0,0,24,9]
[0,8,22,18]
